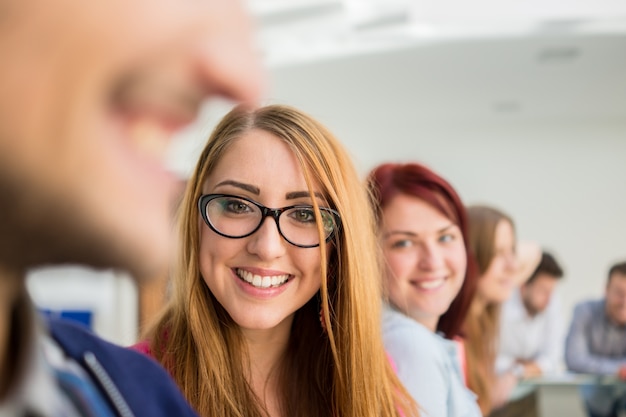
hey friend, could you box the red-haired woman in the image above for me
[368,162,481,417]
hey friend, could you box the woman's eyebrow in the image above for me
[286,191,323,200]
[383,230,417,239]
[214,183,324,201]
[382,223,456,239]
[437,224,456,233]
[214,180,259,195]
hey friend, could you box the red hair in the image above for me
[367,162,477,339]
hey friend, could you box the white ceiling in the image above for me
[167,0,626,176]
[267,31,626,123]
[254,0,626,122]
[250,0,626,67]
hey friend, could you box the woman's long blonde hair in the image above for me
[464,205,515,416]
[145,104,417,417]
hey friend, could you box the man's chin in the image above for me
[91,231,174,282]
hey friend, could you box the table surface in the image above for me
[520,372,624,387]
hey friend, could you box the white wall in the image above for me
[320,117,626,328]
[27,266,138,346]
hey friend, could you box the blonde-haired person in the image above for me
[133,104,417,417]
[462,205,541,416]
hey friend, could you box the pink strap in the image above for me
[453,336,468,386]
[129,340,153,357]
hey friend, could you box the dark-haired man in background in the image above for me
[497,251,565,379]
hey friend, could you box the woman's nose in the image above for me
[417,242,444,270]
[245,216,287,260]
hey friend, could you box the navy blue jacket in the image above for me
[49,318,199,417]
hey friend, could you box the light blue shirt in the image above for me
[382,305,481,417]
[565,299,626,416]
[497,288,564,375]
[565,299,626,375]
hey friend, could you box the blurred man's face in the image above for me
[606,273,626,326]
[520,273,558,317]
[0,0,263,279]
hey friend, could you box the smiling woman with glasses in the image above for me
[133,104,418,417]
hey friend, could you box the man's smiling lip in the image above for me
[110,72,206,173]
[112,87,200,135]
[111,66,206,135]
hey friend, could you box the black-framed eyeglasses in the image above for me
[198,194,341,248]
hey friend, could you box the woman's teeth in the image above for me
[236,269,289,289]
[415,278,445,290]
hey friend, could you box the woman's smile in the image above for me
[235,268,291,289]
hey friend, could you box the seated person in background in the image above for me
[565,261,626,417]
[367,162,482,417]
[135,105,417,417]
[463,205,541,416]
[497,251,565,379]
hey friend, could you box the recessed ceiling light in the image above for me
[493,100,522,113]
[537,46,581,63]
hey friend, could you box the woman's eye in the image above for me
[292,208,315,223]
[391,239,413,249]
[223,200,252,214]
[439,233,455,243]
